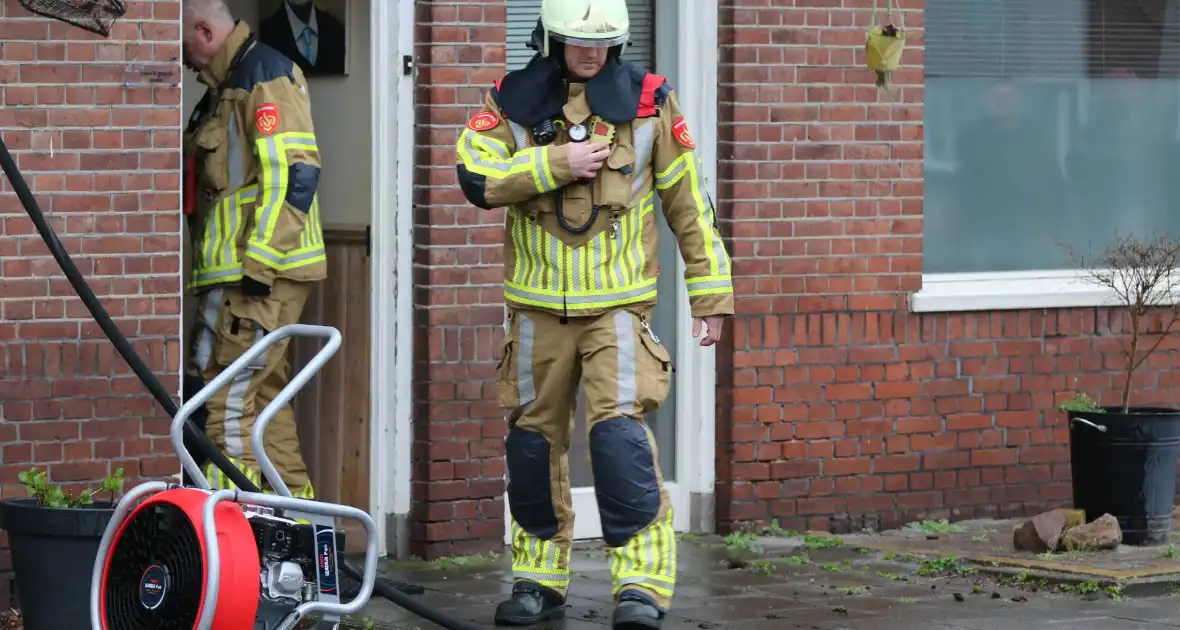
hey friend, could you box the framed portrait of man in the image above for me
[257,0,349,76]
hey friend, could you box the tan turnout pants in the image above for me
[498,307,678,609]
[186,278,315,498]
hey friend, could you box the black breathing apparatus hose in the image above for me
[0,135,479,630]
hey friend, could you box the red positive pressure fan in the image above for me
[98,488,261,630]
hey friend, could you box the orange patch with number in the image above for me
[254,103,280,136]
[671,117,695,149]
[468,112,500,132]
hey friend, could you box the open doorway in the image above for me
[180,0,399,553]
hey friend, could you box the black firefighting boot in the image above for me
[493,580,567,626]
[612,588,665,629]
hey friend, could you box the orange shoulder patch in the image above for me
[468,111,500,132]
[254,103,280,136]
[671,117,695,149]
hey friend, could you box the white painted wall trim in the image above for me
[910,270,1162,313]
[670,0,719,533]
[370,0,416,558]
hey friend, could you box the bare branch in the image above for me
[1062,231,1180,413]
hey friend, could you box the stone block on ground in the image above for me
[1013,509,1066,552]
[1058,513,1122,551]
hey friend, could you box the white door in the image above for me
[502,0,694,543]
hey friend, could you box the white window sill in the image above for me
[910,270,1127,313]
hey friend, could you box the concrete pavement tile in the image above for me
[666,595,806,623]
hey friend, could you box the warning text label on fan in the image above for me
[315,525,339,595]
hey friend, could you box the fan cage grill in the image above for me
[103,502,204,630]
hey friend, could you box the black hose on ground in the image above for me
[0,135,481,630]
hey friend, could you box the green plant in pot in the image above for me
[0,467,125,630]
[1060,232,1180,546]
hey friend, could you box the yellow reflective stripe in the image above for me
[656,154,727,278]
[203,457,317,499]
[686,276,733,296]
[654,154,688,189]
[505,194,658,311]
[251,131,319,253]
[608,509,676,601]
[457,129,558,193]
[510,520,570,592]
[535,145,557,192]
[457,129,531,177]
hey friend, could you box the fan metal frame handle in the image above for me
[88,481,173,630]
[196,490,381,630]
[251,324,343,497]
[170,324,343,490]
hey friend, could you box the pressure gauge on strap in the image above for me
[568,124,588,143]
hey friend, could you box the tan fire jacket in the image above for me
[455,78,734,320]
[183,21,326,293]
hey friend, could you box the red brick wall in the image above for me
[713,0,1180,535]
[411,0,509,559]
[409,0,1180,557]
[0,0,181,603]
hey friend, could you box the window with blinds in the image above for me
[926,0,1180,78]
[923,0,1180,276]
[505,0,656,72]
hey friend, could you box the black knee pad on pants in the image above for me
[506,426,559,539]
[590,418,661,547]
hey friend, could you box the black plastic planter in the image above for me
[0,498,114,630]
[1068,406,1180,546]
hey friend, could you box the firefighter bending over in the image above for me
[454,1,735,627]
[180,0,325,499]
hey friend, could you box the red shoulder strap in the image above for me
[494,78,504,91]
[636,73,667,118]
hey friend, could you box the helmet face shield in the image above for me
[549,32,629,49]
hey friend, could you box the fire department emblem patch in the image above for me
[254,103,280,136]
[468,112,500,132]
[671,117,695,149]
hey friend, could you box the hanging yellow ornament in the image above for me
[865,0,907,89]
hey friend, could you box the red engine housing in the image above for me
[99,487,261,629]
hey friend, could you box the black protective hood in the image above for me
[495,20,645,127]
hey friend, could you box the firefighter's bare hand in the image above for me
[692,316,725,347]
[568,141,610,179]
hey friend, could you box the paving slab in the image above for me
[777,514,1180,599]
[340,534,1180,629]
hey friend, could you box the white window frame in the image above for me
[371,0,415,558]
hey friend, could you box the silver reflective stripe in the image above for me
[517,314,536,407]
[192,265,244,285]
[508,121,530,151]
[191,288,224,373]
[223,326,267,458]
[655,156,687,189]
[614,311,638,416]
[202,201,221,269]
[548,231,560,291]
[245,242,325,265]
[632,120,655,199]
[227,110,245,191]
[691,155,729,277]
[688,278,733,292]
[219,193,240,266]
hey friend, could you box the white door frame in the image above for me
[502,0,720,544]
[370,0,416,559]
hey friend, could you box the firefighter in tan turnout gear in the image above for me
[180,0,324,499]
[455,1,734,627]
